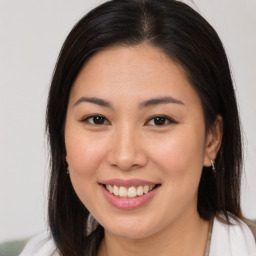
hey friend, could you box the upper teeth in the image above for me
[105,184,156,198]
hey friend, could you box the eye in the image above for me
[146,115,176,126]
[82,115,109,125]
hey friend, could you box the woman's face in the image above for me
[65,44,217,239]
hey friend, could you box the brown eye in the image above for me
[83,115,109,125]
[152,116,166,125]
[147,115,176,126]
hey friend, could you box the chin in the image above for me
[102,217,158,239]
[108,228,150,239]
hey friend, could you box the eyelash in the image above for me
[81,115,110,125]
[146,115,177,126]
[81,115,177,126]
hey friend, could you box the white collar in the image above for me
[209,216,256,256]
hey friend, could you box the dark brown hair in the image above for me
[46,0,242,255]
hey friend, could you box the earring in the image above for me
[210,159,216,173]
[67,166,70,174]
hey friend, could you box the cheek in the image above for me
[65,131,108,179]
[147,131,206,217]
[65,133,108,207]
[149,130,205,180]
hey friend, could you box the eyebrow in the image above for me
[73,96,184,108]
[139,96,184,108]
[74,97,113,108]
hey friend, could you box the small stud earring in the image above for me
[210,159,216,173]
[67,166,70,174]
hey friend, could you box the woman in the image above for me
[20,0,256,255]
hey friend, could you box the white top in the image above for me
[209,217,256,256]
[19,217,256,256]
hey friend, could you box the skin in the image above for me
[65,44,223,256]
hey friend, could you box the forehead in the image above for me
[70,44,200,107]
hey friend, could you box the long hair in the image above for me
[46,0,242,255]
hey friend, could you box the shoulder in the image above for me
[210,215,256,256]
[19,231,58,256]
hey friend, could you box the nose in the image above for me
[106,125,148,171]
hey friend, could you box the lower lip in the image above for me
[100,185,159,210]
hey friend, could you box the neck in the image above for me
[97,211,210,256]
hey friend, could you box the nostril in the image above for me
[108,155,148,171]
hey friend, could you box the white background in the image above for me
[0,0,255,242]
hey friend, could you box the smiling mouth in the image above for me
[101,184,161,198]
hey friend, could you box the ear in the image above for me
[203,115,223,167]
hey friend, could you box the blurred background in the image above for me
[0,0,255,243]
